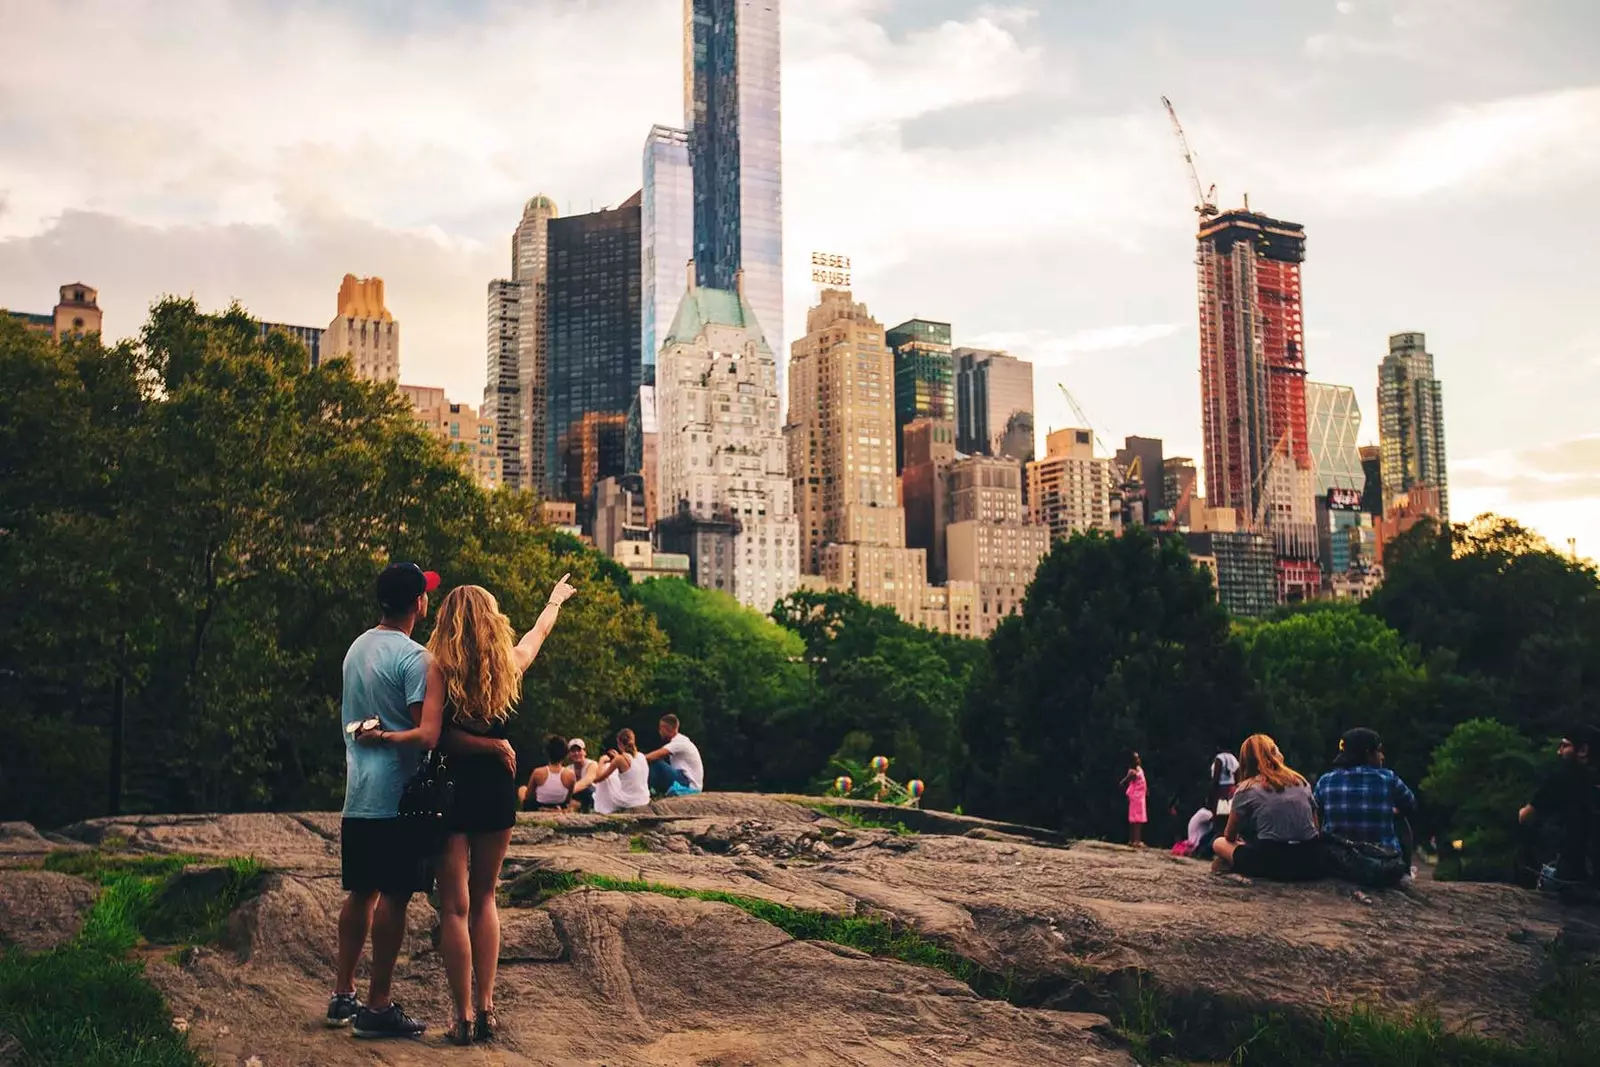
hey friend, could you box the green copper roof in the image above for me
[663,284,772,356]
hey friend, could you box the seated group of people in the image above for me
[517,713,705,815]
[1191,727,1416,881]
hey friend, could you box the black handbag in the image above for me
[398,749,454,834]
[1319,833,1408,887]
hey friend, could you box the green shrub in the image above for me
[1421,720,1544,881]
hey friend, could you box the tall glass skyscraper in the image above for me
[546,195,642,512]
[1379,331,1448,522]
[642,124,694,383]
[684,0,783,358]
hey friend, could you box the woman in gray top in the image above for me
[1212,734,1322,881]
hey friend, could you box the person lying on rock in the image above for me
[1314,727,1418,879]
[645,714,705,797]
[1211,734,1322,881]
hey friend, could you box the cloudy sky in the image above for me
[3,0,1598,556]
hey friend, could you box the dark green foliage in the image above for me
[0,302,662,824]
[1366,517,1600,742]
[770,589,982,799]
[1422,720,1546,881]
[959,528,1253,836]
[1237,601,1426,782]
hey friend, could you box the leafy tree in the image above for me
[1367,516,1600,738]
[629,579,806,790]
[959,528,1253,837]
[0,301,663,824]
[1236,602,1426,784]
[1421,719,1545,882]
[772,590,982,801]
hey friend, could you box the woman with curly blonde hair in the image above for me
[1211,733,1321,881]
[428,575,576,1045]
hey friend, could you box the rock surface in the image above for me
[6,795,1596,1066]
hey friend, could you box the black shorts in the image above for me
[341,817,434,897]
[446,756,520,834]
[1231,839,1322,882]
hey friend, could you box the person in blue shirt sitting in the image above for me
[1314,727,1418,876]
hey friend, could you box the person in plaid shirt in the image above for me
[1314,728,1417,865]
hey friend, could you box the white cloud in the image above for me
[1326,86,1600,199]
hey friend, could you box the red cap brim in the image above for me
[423,571,441,592]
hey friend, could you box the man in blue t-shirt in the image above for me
[326,562,440,1039]
[1314,727,1418,869]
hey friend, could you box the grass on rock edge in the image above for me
[811,804,919,836]
[506,865,1598,1067]
[0,850,266,1066]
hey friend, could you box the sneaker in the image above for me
[325,992,360,1028]
[474,1010,498,1043]
[352,1002,426,1040]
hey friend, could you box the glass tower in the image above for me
[1379,331,1448,522]
[886,318,954,471]
[642,125,694,384]
[545,195,642,511]
[954,347,1035,462]
[684,0,783,358]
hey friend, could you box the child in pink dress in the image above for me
[1120,752,1148,847]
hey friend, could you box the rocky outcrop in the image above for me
[5,795,1595,1066]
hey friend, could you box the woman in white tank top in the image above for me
[520,735,575,810]
[592,728,651,814]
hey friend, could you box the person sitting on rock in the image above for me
[1314,727,1417,873]
[1211,734,1322,881]
[645,714,704,796]
[592,728,652,815]
[522,735,575,811]
[564,737,600,812]
[1519,724,1599,891]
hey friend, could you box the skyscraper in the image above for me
[1115,436,1166,520]
[1379,331,1448,522]
[954,347,1035,461]
[685,0,783,358]
[545,195,642,511]
[484,279,526,487]
[786,289,926,621]
[1026,428,1115,540]
[324,274,399,382]
[258,321,323,367]
[1196,208,1319,601]
[642,125,694,383]
[1306,382,1369,577]
[655,273,798,610]
[886,318,954,470]
[1163,456,1198,527]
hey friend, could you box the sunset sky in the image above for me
[2,0,1596,555]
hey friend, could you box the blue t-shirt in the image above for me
[341,628,429,818]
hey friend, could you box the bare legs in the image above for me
[336,889,409,1009]
[437,829,514,1023]
[1129,822,1145,848]
[1212,837,1238,873]
[436,835,474,1024]
[335,891,377,995]
[469,829,513,1014]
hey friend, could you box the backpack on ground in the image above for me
[1319,834,1408,888]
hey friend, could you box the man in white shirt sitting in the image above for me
[645,714,704,797]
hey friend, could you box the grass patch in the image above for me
[43,851,267,947]
[813,804,918,837]
[628,835,650,854]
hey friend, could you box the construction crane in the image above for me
[1161,95,1219,220]
[1056,382,1116,464]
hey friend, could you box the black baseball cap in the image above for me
[376,561,440,613]
[1335,727,1382,768]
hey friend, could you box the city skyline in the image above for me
[2,1,1598,555]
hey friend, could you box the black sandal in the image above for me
[446,1018,472,1046]
[473,1009,497,1042]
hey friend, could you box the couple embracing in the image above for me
[330,561,577,1046]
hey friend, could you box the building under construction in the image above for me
[1196,208,1321,602]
